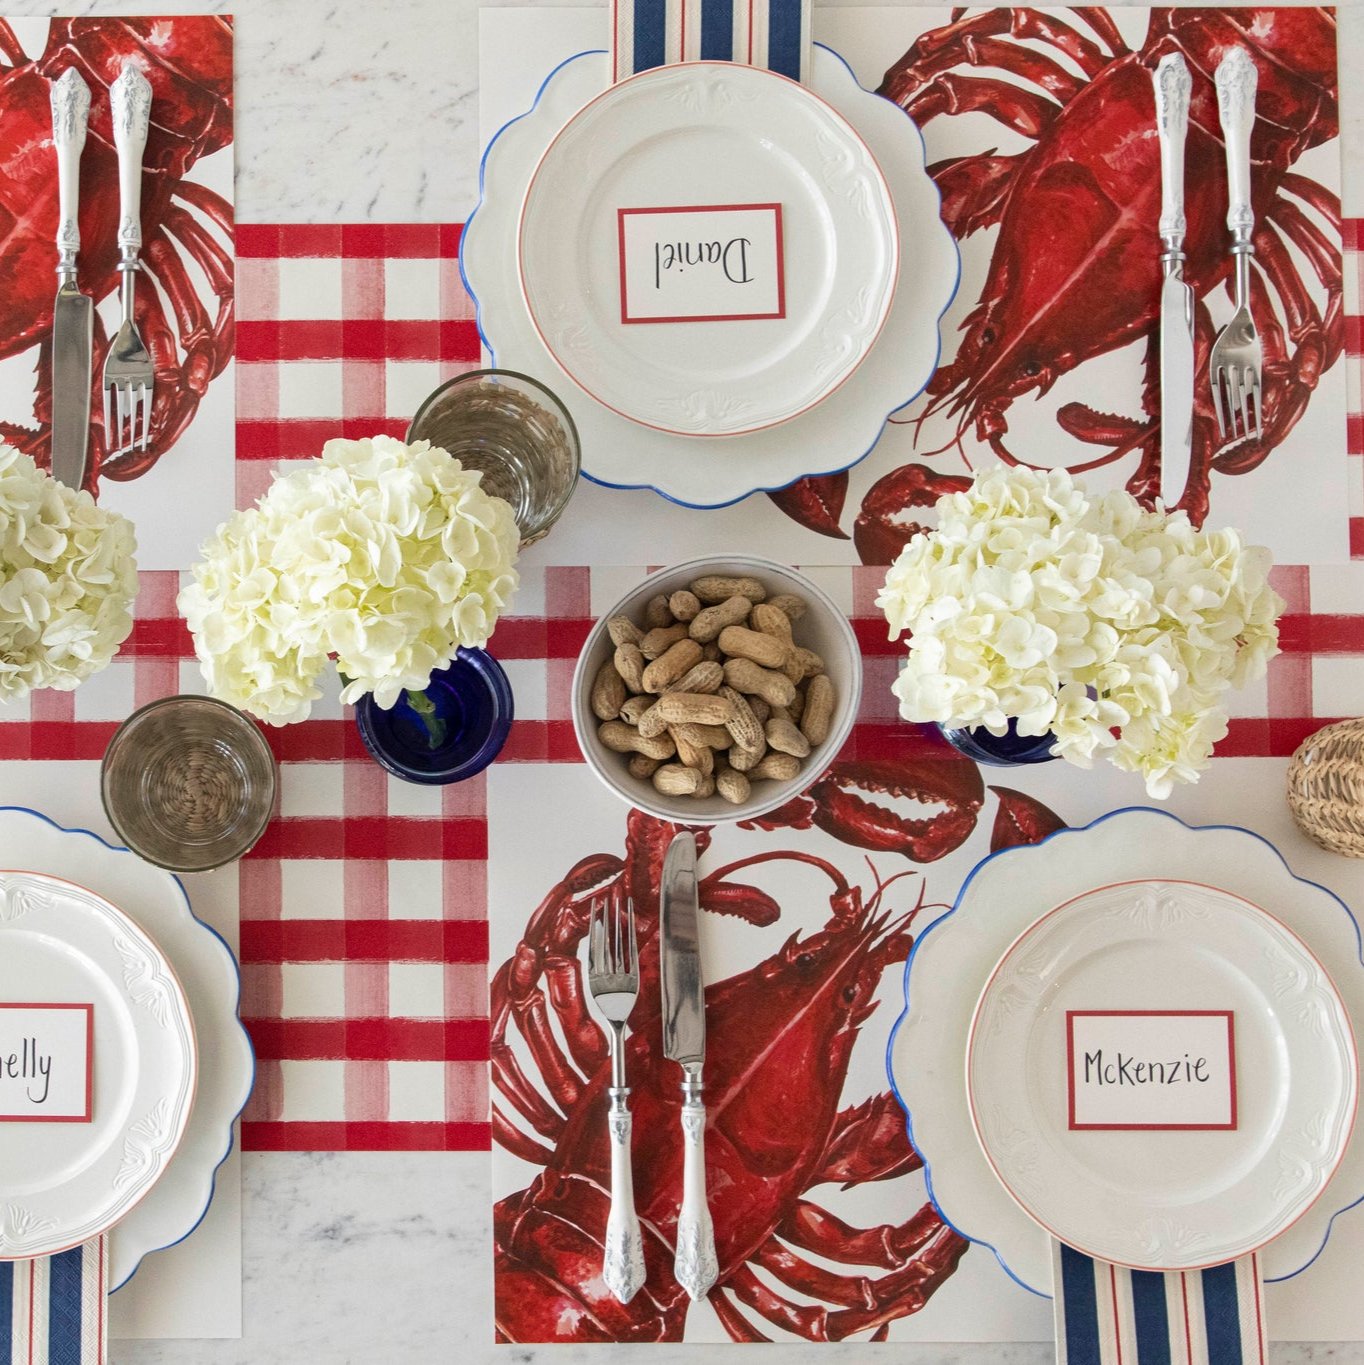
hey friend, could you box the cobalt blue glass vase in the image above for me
[935,718,1058,767]
[354,648,514,785]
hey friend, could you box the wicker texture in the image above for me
[101,695,278,872]
[1287,718,1364,858]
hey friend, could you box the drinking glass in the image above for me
[101,696,278,872]
[407,369,580,545]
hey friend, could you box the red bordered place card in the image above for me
[0,1003,94,1123]
[1066,1010,1237,1132]
[617,203,786,324]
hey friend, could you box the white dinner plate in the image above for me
[0,871,197,1260]
[0,808,253,1289]
[967,880,1356,1271]
[463,46,958,505]
[517,61,898,437]
[888,809,1364,1293]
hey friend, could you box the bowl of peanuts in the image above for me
[571,555,862,824]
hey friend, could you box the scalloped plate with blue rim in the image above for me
[888,807,1364,1294]
[0,870,197,1260]
[0,807,253,1289]
[968,879,1355,1271]
[461,44,959,508]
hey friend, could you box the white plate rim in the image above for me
[0,867,198,1259]
[461,43,961,508]
[964,875,1358,1272]
[886,806,1364,1296]
[515,58,901,438]
[0,806,254,1290]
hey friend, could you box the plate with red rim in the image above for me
[516,60,898,439]
[0,869,197,1261]
[463,46,959,506]
[0,806,254,1290]
[888,809,1364,1292]
[966,879,1357,1272]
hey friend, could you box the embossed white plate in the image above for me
[466,47,957,504]
[517,61,898,437]
[0,808,253,1289]
[890,811,1364,1292]
[0,870,197,1259]
[967,880,1356,1271]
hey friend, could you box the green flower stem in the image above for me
[340,669,446,750]
[405,687,447,749]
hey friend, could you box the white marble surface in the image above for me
[0,0,1359,1357]
[99,1158,1359,1365]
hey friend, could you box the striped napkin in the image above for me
[611,0,810,83]
[1055,1242,1266,1365]
[2,1239,107,1365]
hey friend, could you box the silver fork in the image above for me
[102,61,154,457]
[587,893,646,1303]
[1208,47,1262,444]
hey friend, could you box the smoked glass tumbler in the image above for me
[406,368,580,546]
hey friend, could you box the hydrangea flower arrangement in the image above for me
[877,466,1283,798]
[0,443,137,701]
[179,436,520,724]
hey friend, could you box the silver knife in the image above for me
[660,830,718,1301]
[49,68,94,491]
[1154,53,1194,511]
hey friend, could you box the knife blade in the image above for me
[1153,54,1194,511]
[661,831,703,1067]
[1159,275,1194,510]
[660,830,717,1301]
[49,69,93,492]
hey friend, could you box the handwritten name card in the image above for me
[0,1003,94,1122]
[1066,1010,1237,1131]
[617,204,785,324]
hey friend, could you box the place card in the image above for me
[617,204,785,324]
[1066,1010,1236,1131]
[0,1003,94,1122]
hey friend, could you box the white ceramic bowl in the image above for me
[571,555,862,824]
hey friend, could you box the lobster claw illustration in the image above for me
[0,17,234,487]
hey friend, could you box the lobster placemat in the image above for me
[479,6,1349,570]
[485,561,1364,1345]
[0,15,235,571]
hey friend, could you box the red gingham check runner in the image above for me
[0,222,1357,1157]
[234,225,490,1151]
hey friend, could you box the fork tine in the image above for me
[114,385,128,455]
[1237,366,1253,437]
[612,891,623,975]
[138,384,151,451]
[102,384,113,452]
[1249,375,1263,442]
[627,897,637,979]
[588,896,604,977]
[1228,367,1245,437]
[1211,367,1229,438]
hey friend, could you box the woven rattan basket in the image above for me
[1287,718,1364,858]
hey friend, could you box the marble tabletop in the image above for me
[2,0,1359,1360]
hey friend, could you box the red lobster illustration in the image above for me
[491,751,995,1343]
[0,17,234,485]
[772,7,1340,554]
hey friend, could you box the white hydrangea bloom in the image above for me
[877,466,1283,798]
[0,444,137,702]
[179,436,520,724]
